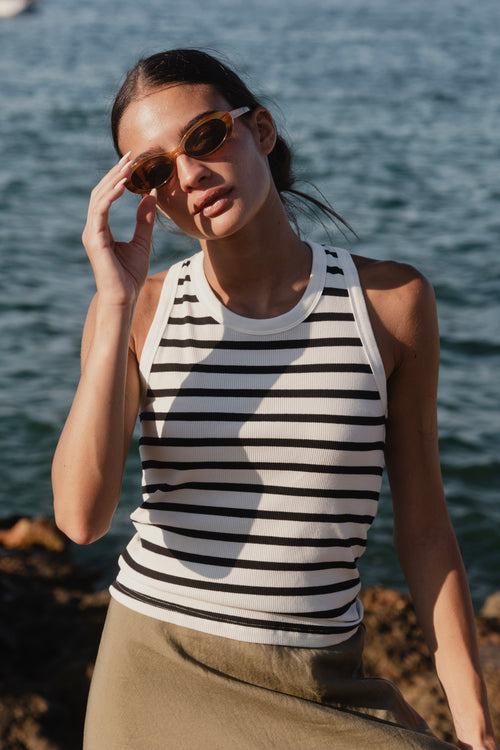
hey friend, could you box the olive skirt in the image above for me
[83,598,456,749]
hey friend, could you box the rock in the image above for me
[359,588,453,742]
[480,591,500,619]
[0,518,499,749]
[0,516,67,552]
[0,517,110,750]
[359,587,500,746]
[0,695,57,750]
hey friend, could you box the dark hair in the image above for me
[111,48,354,236]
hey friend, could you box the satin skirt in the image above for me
[83,598,456,749]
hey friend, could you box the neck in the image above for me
[199,194,311,319]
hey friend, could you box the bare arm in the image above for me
[52,156,157,544]
[381,267,497,750]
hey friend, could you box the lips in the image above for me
[193,187,232,215]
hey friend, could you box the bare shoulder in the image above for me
[352,253,432,294]
[130,269,168,361]
[351,254,438,377]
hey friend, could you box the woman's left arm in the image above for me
[380,267,498,750]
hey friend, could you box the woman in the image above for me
[52,49,497,749]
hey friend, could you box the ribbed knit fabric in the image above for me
[110,243,387,647]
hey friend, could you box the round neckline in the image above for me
[190,242,326,335]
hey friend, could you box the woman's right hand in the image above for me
[82,152,157,307]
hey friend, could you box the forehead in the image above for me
[117,83,230,155]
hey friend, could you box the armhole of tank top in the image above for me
[138,261,183,398]
[336,247,388,418]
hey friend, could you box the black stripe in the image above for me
[168,313,355,325]
[323,288,349,298]
[120,549,359,597]
[139,436,385,451]
[173,294,199,304]
[141,459,383,476]
[111,581,358,635]
[140,538,358,572]
[142,481,380,502]
[177,274,191,285]
[141,411,384,426]
[305,312,354,323]
[146,387,379,400]
[168,315,219,325]
[159,337,361,349]
[326,265,343,275]
[287,605,360,619]
[150,362,370,374]
[150,525,368,548]
[140,501,376,524]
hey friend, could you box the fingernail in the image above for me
[114,176,128,190]
[119,159,134,174]
[118,151,132,166]
[150,188,158,199]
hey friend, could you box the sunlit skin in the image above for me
[51,79,498,750]
[118,85,273,241]
[117,84,312,320]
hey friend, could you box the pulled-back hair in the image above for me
[111,48,353,236]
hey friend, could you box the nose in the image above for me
[175,153,211,192]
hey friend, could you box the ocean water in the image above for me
[1,0,499,606]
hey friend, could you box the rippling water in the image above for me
[1,0,499,606]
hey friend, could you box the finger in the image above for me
[85,154,133,233]
[117,151,133,171]
[131,189,157,249]
[109,151,133,183]
[113,151,134,189]
[90,152,133,204]
[102,153,134,199]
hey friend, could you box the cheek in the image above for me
[156,186,186,220]
[155,194,186,230]
[238,149,274,207]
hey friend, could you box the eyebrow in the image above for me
[132,109,218,163]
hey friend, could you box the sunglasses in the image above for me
[124,107,251,194]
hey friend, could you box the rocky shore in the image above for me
[1,516,499,749]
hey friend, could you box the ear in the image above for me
[251,107,277,156]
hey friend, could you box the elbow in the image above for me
[52,465,117,546]
[394,515,456,557]
[393,518,462,596]
[53,489,112,546]
[55,514,110,546]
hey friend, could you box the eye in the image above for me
[184,119,228,157]
[143,158,175,187]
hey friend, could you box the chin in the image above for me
[193,209,248,241]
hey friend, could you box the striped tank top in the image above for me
[110,243,387,647]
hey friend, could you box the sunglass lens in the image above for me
[132,157,174,192]
[184,118,228,157]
